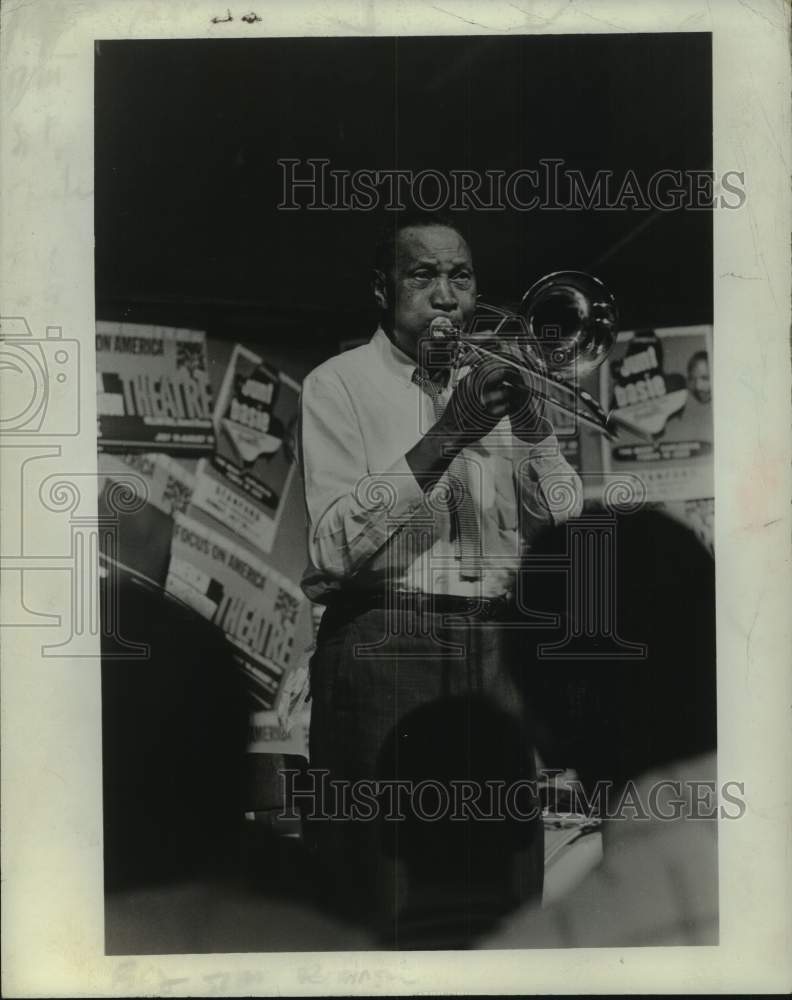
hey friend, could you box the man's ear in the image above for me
[372,268,389,311]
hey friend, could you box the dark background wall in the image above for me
[95,33,712,368]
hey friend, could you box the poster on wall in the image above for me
[598,326,713,502]
[191,344,301,554]
[165,513,305,708]
[96,452,197,584]
[95,322,214,453]
[98,451,196,517]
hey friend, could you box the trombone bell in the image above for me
[519,270,618,381]
[468,270,622,437]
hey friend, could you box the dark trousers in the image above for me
[304,602,544,945]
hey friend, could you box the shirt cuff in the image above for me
[513,435,584,524]
[512,433,571,483]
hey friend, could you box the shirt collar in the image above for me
[372,326,445,387]
[372,326,415,380]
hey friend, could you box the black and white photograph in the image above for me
[2,1,790,995]
[96,30,719,953]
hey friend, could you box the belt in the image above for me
[324,589,513,624]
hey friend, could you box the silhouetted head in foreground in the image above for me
[102,591,249,894]
[375,694,541,948]
[523,507,717,792]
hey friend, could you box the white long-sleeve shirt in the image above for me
[299,328,583,603]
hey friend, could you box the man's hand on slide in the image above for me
[437,352,551,445]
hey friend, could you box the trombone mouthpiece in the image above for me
[429,316,459,339]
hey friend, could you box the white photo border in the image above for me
[1,0,790,995]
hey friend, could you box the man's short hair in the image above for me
[687,350,709,375]
[373,208,469,277]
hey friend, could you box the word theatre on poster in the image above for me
[165,513,305,710]
[95,322,214,454]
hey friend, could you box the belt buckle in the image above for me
[482,594,508,621]
[478,597,496,621]
[441,595,475,620]
[454,595,488,620]
[459,596,476,619]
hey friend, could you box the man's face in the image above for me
[377,225,477,361]
[688,358,711,404]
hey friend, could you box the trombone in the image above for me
[434,271,652,442]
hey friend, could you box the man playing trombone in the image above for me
[298,209,583,942]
